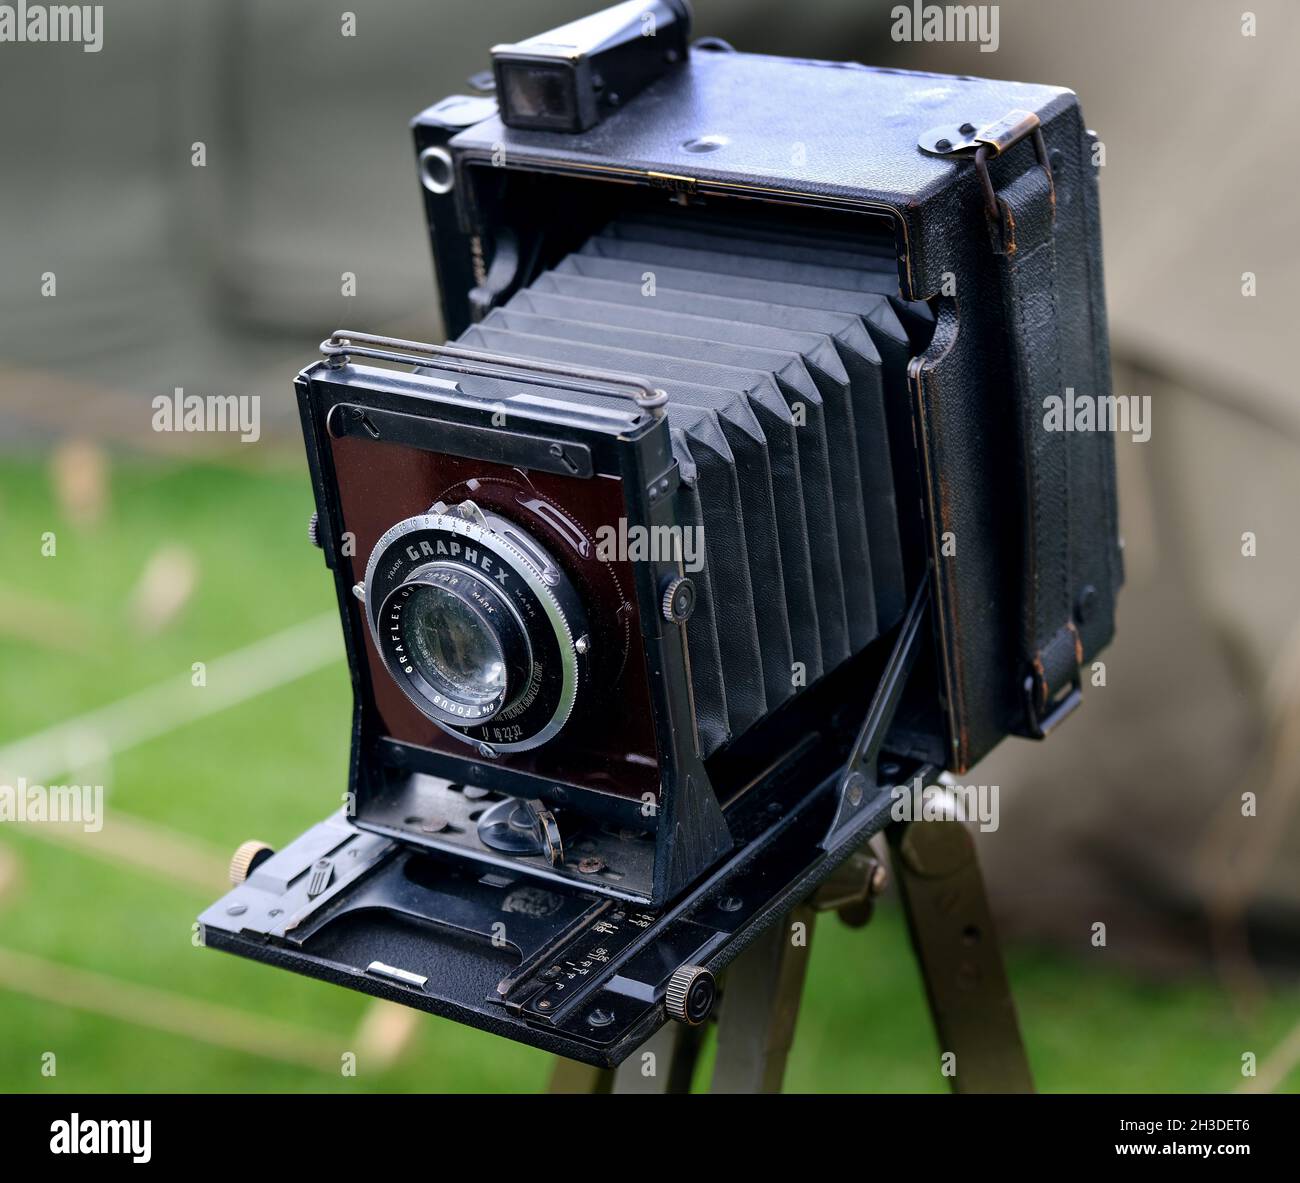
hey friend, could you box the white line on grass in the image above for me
[0,612,343,786]
[0,946,346,1073]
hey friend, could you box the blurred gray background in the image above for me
[3,0,1299,985]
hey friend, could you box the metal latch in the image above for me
[918,109,1053,222]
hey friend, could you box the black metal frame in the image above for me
[294,342,732,906]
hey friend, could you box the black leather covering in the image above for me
[439,49,1122,773]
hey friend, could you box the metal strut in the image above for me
[821,579,930,852]
[320,329,669,417]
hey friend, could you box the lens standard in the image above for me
[403,583,506,707]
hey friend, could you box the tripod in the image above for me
[548,818,1033,1094]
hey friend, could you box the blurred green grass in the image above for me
[0,455,1296,1093]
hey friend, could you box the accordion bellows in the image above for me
[458,212,933,756]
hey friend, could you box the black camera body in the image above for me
[201,4,1120,1066]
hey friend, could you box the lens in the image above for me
[368,508,589,750]
[402,584,506,708]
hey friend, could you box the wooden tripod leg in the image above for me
[547,1018,707,1093]
[709,905,816,1094]
[547,1057,613,1094]
[611,1021,706,1092]
[888,818,1034,1093]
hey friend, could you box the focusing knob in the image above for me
[665,964,715,1026]
[661,576,696,624]
[229,840,275,886]
[307,510,322,548]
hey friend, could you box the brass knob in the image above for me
[229,840,274,886]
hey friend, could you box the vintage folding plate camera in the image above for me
[201,1,1120,1069]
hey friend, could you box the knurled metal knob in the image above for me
[661,576,696,624]
[665,964,715,1026]
[307,510,322,548]
[229,840,275,886]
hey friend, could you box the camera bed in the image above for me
[201,664,935,1068]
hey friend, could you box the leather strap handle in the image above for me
[979,124,1083,737]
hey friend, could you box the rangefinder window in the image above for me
[498,62,581,130]
[492,0,691,132]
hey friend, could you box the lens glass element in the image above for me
[402,583,506,708]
